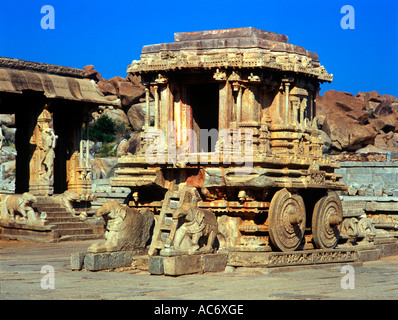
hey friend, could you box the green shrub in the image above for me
[87,115,116,143]
[96,142,118,157]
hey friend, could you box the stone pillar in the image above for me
[0,126,4,151]
[67,121,92,195]
[29,108,57,196]
[154,85,159,128]
[284,81,290,125]
[236,85,243,125]
[145,87,150,128]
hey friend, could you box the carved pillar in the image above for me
[67,119,92,195]
[284,81,290,124]
[145,87,150,128]
[154,85,159,128]
[291,98,299,126]
[29,107,57,196]
[236,85,243,125]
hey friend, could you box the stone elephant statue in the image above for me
[88,201,154,253]
[2,192,38,223]
[166,203,224,255]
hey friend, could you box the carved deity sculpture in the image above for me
[29,108,58,195]
[88,201,154,253]
[40,126,57,181]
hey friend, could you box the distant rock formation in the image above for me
[317,90,398,153]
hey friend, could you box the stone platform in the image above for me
[69,241,398,275]
[228,248,358,268]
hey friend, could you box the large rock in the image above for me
[317,91,377,151]
[0,114,15,127]
[374,94,398,117]
[95,75,145,109]
[127,103,145,131]
[97,78,117,96]
[102,107,130,126]
[117,132,141,156]
[330,118,376,151]
[116,82,145,107]
[83,65,101,81]
[356,91,381,114]
[377,113,398,132]
[318,90,368,122]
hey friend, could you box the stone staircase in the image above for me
[33,196,104,241]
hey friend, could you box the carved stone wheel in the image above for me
[268,188,306,252]
[312,191,343,249]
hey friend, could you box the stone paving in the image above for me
[1,239,398,300]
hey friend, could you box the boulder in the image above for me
[374,94,398,117]
[102,108,130,126]
[117,133,141,156]
[116,82,145,107]
[0,114,15,127]
[1,126,16,143]
[329,119,376,151]
[127,103,145,131]
[318,90,368,122]
[97,78,117,96]
[377,113,398,132]
[83,65,101,82]
[356,91,381,113]
[108,76,127,87]
[317,90,379,151]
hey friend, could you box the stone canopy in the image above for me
[128,27,332,83]
[0,57,118,106]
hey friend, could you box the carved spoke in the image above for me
[312,191,343,249]
[268,188,306,252]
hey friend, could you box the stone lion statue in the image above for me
[340,217,358,242]
[58,190,81,216]
[163,203,223,255]
[2,192,38,223]
[88,201,154,253]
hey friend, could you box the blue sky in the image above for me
[0,0,397,97]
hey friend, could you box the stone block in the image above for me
[148,256,164,275]
[150,253,228,276]
[70,252,86,270]
[357,249,381,262]
[380,243,398,257]
[83,252,135,271]
[135,255,149,270]
[374,187,384,197]
[202,253,228,273]
[163,255,202,276]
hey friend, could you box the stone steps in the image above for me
[30,195,104,241]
